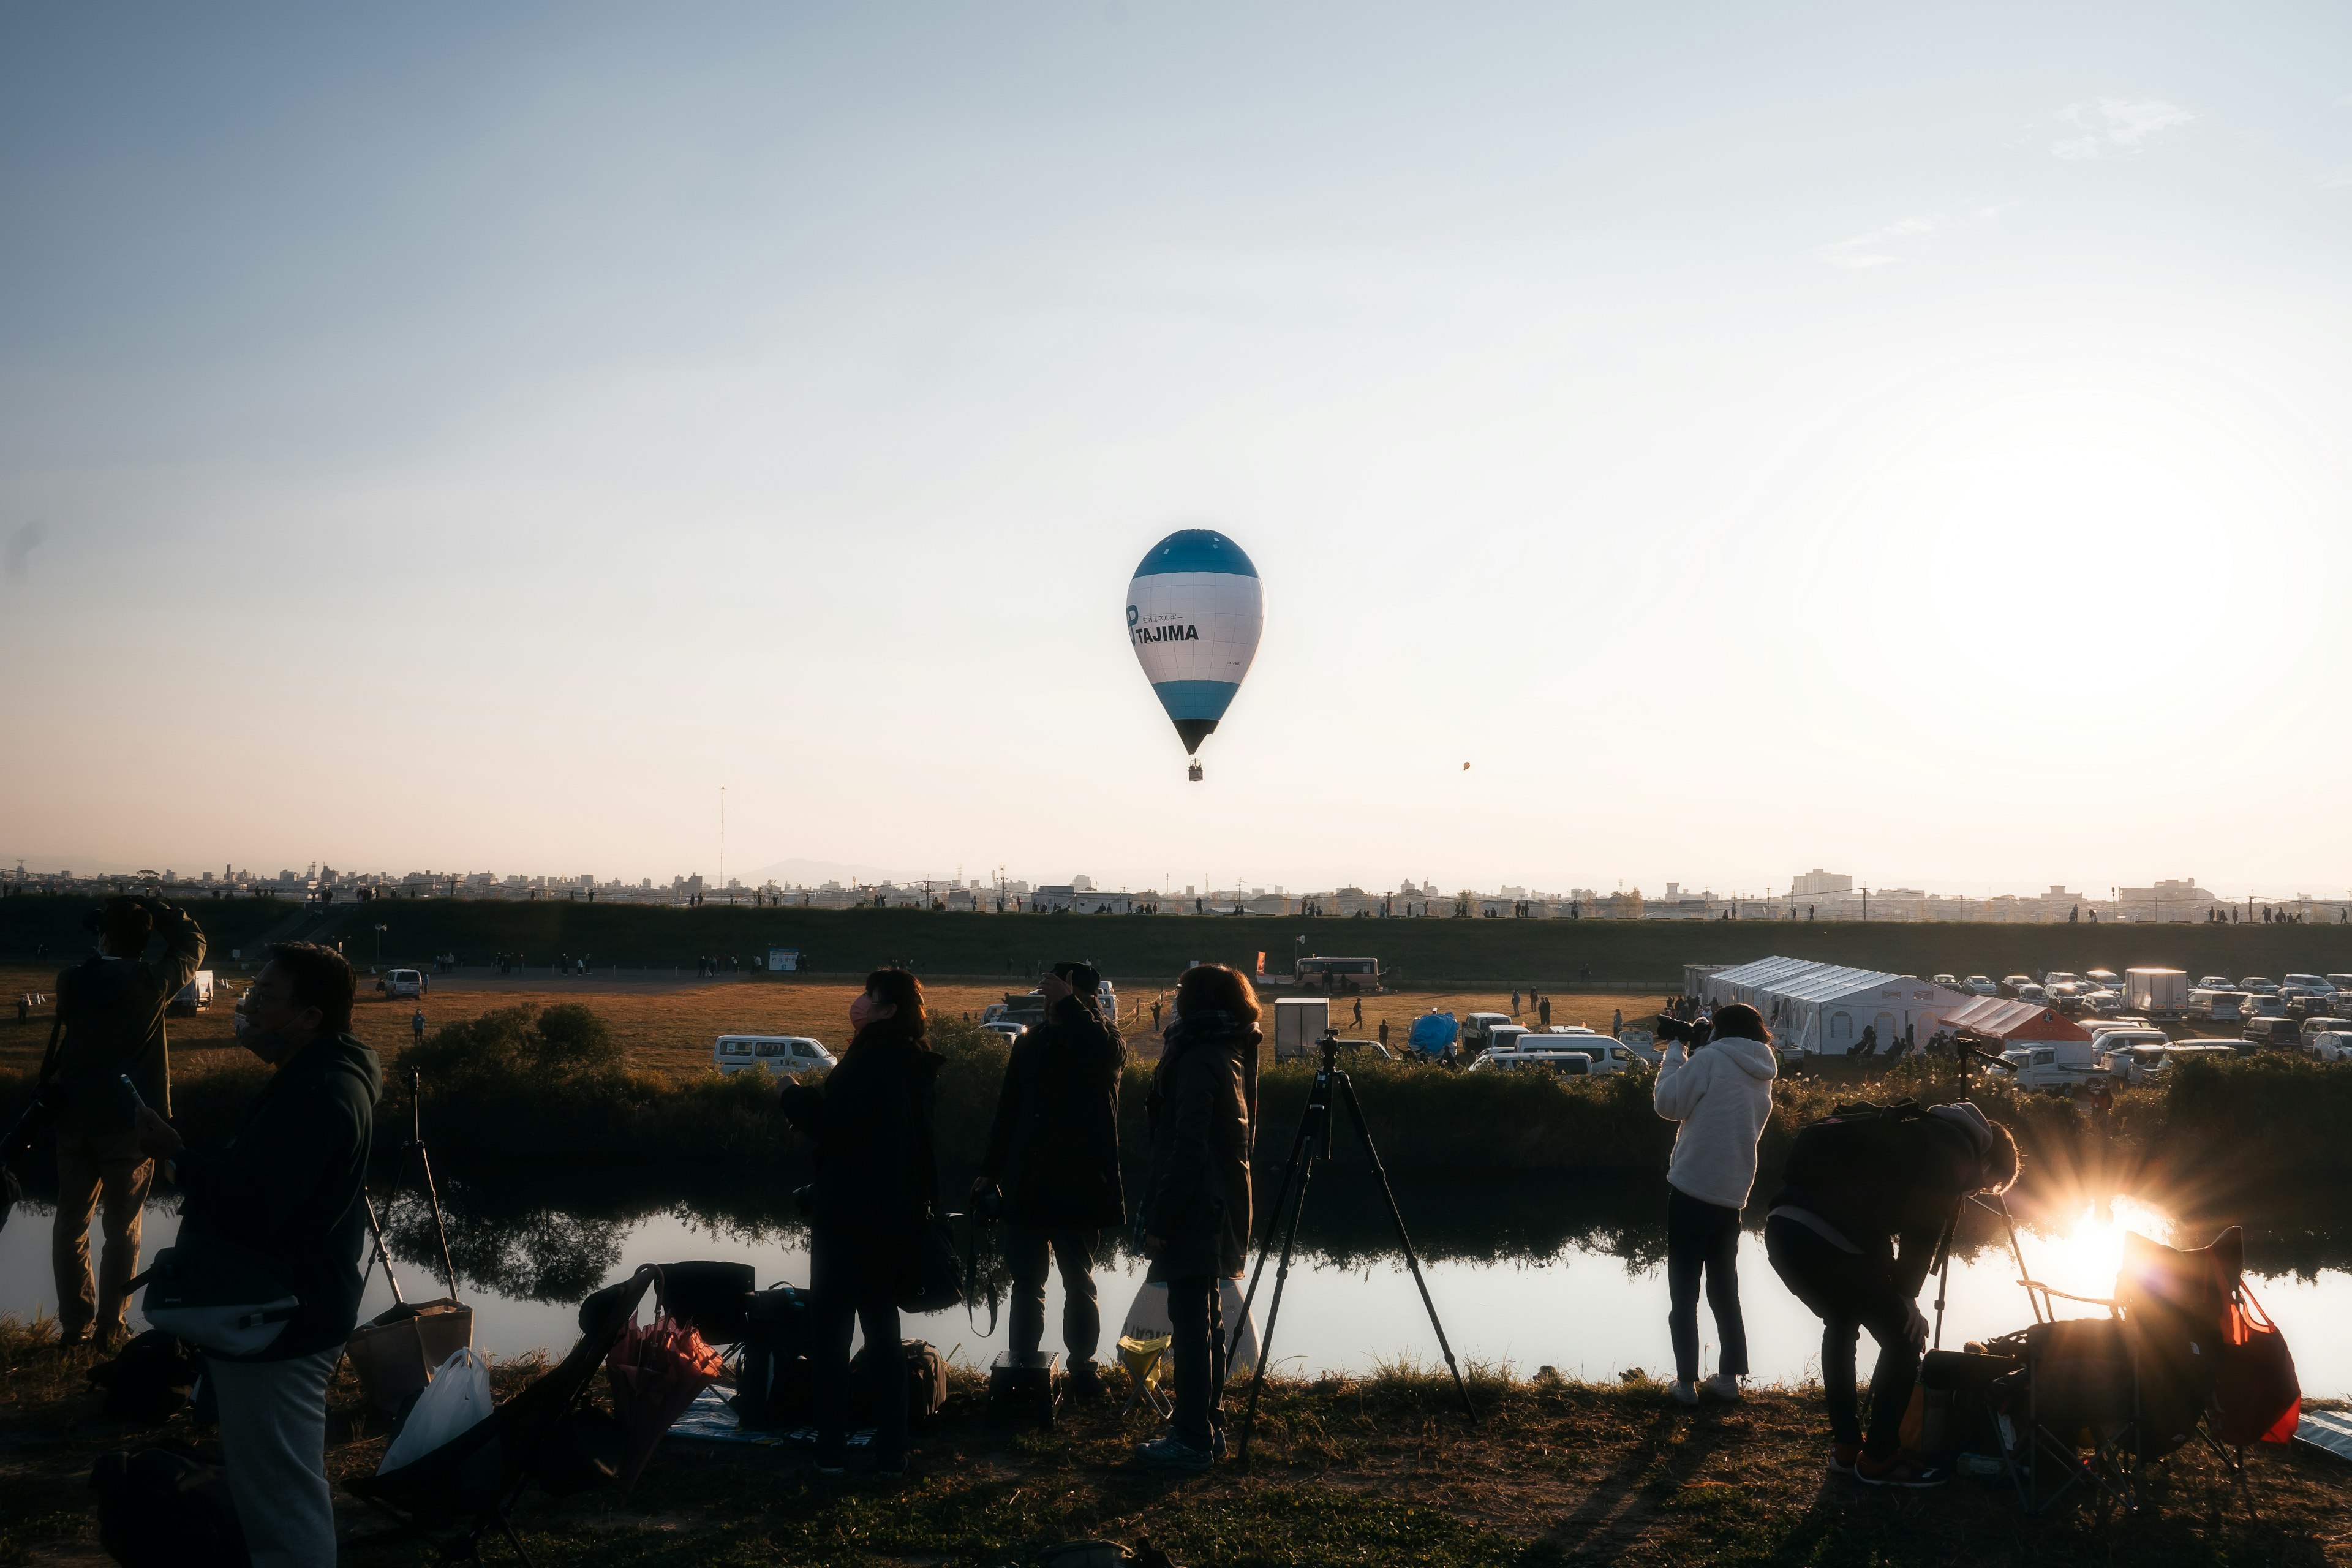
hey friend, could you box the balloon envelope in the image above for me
[1126,529,1262,755]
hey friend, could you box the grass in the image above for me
[2,1314,2345,1567]
[9,891,2352,989]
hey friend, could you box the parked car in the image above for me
[981,1021,1027,1046]
[2045,982,2091,1012]
[1985,1041,2108,1092]
[2297,1016,2351,1044]
[168,970,216,1017]
[2242,1016,2301,1049]
[2089,1028,2169,1068]
[1468,1045,1599,1077]
[2242,992,2289,1019]
[1931,974,1959,988]
[2042,971,2084,993]
[1461,1011,1515,1051]
[2189,989,2249,1023]
[1965,975,1999,996]
[1526,1027,1648,1074]
[2195,975,2234,992]
[2327,973,2352,995]
[2015,983,2050,1006]
[2079,989,2125,1016]
[2085,970,2124,995]
[2239,976,2280,995]
[2284,993,2335,1020]
[2306,1031,2352,1064]
[2282,974,2337,1000]
[712,1035,837,1077]
[1999,974,2034,998]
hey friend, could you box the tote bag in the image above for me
[2214,1284,2301,1446]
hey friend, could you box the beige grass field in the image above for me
[1,964,1666,1084]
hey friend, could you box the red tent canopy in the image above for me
[1942,996,2093,1044]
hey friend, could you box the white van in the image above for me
[1476,1028,1646,1076]
[386,968,426,999]
[168,970,215,1016]
[713,1035,836,1077]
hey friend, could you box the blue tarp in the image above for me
[1406,1011,1458,1056]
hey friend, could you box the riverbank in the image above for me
[1,1317,2343,1566]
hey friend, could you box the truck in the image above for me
[1984,1038,2111,1092]
[167,970,214,1017]
[2125,968,2190,1020]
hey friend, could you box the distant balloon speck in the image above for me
[1462,761,1471,771]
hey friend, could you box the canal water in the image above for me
[8,1166,2349,1397]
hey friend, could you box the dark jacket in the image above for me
[1768,1112,1981,1295]
[48,901,205,1139]
[981,996,1126,1229]
[1140,1011,1260,1283]
[176,1033,382,1359]
[782,1025,942,1242]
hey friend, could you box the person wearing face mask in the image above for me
[42,895,205,1349]
[778,968,941,1480]
[133,941,380,1568]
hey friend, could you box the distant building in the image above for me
[1792,869,1854,897]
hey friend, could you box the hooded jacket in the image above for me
[175,1032,381,1360]
[782,1025,943,1242]
[981,995,1126,1229]
[1653,1031,1779,1210]
[1140,1011,1259,1282]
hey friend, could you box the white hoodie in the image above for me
[1653,1034,1779,1210]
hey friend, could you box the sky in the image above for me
[4,2,2351,902]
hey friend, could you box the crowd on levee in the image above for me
[26,896,2027,1564]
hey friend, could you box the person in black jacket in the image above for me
[976,962,1125,1397]
[134,941,378,1568]
[780,968,940,1479]
[1764,1101,2018,1489]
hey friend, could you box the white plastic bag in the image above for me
[377,1346,494,1475]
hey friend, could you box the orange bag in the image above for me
[2213,1283,2299,1445]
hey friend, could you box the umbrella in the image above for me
[605,1295,725,1489]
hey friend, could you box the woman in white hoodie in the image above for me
[1651,1001,1778,1405]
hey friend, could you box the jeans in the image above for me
[1003,1222,1101,1368]
[809,1225,907,1463]
[1666,1186,1747,1384]
[1765,1215,1918,1458]
[208,1347,341,1568]
[1164,1276,1228,1452]
[53,1133,151,1340]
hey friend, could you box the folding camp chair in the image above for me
[345,1265,657,1565]
[1979,1209,2244,1515]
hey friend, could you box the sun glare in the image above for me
[1928,444,2234,697]
[2022,1194,2180,1313]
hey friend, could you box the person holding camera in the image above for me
[1134,965,1261,1471]
[1765,1100,2019,1487]
[1651,1001,1777,1407]
[778,968,940,1479]
[976,962,1125,1398]
[43,894,205,1348]
[133,942,378,1568]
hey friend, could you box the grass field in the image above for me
[9,892,2352,989]
[1,1316,2344,1567]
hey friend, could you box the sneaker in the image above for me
[1668,1379,1701,1408]
[813,1447,848,1479]
[1858,1450,1948,1488]
[1703,1373,1744,1401]
[1828,1444,1861,1477]
[1136,1435,1213,1472]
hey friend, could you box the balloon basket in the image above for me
[1188,759,1204,782]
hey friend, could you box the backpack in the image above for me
[1782,1099,1930,1194]
[89,1446,247,1568]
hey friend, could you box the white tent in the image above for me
[1698,957,1972,1056]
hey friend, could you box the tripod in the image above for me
[1232,1032,1474,1462]
[1927,1041,2023,1348]
[360,1068,461,1304]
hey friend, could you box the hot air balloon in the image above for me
[1127,529,1262,780]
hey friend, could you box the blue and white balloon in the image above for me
[1126,529,1262,774]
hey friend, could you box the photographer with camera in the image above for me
[1765,1100,2018,1488]
[43,895,205,1348]
[1134,965,1261,1471]
[1652,1001,1777,1408]
[778,968,940,1480]
[976,962,1125,1398]
[133,941,378,1567]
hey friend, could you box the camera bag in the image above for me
[129,1232,302,1360]
[851,1338,947,1428]
[89,1446,247,1568]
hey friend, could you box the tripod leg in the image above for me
[1335,1071,1476,1423]
[1232,1088,1317,1361]
[1235,1151,1318,1465]
[413,1142,461,1298]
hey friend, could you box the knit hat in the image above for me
[1926,1100,1996,1158]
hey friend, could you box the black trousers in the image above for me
[809,1225,907,1463]
[1164,1276,1228,1452]
[1764,1215,1916,1458]
[1003,1222,1101,1367]
[1665,1186,1748,1383]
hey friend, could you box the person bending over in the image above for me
[1135,965,1261,1471]
[1651,1001,1777,1406]
[135,942,378,1568]
[1765,1100,2018,1488]
[976,962,1125,1397]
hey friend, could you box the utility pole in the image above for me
[719,785,726,892]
